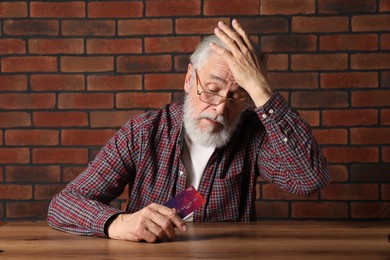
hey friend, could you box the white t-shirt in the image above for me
[181,133,215,221]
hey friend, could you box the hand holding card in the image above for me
[163,186,206,219]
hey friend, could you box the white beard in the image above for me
[183,93,239,148]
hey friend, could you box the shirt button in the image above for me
[179,171,184,177]
[283,137,288,143]
[269,109,274,114]
[262,114,267,119]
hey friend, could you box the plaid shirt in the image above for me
[48,93,331,237]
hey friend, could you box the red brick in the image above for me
[0,2,27,17]
[0,168,2,182]
[33,148,88,164]
[268,72,318,90]
[383,184,390,199]
[6,166,60,182]
[118,19,172,35]
[318,0,376,13]
[262,184,318,200]
[204,0,259,15]
[173,92,185,103]
[297,110,319,126]
[323,147,379,163]
[383,147,390,162]
[146,0,200,16]
[261,0,315,15]
[34,184,67,200]
[237,17,289,34]
[261,35,317,52]
[292,17,349,32]
[4,19,58,35]
[29,39,83,54]
[58,93,113,109]
[351,202,390,219]
[31,2,85,18]
[351,53,390,70]
[352,15,390,31]
[63,166,85,181]
[381,0,390,11]
[87,39,142,54]
[255,201,289,218]
[33,112,88,127]
[88,75,142,91]
[291,91,348,108]
[30,74,84,91]
[145,36,200,53]
[352,90,390,107]
[322,183,378,200]
[382,109,390,125]
[351,128,390,144]
[0,148,29,164]
[322,109,378,126]
[88,1,142,18]
[175,18,231,34]
[0,185,32,199]
[0,112,30,128]
[312,129,348,144]
[291,54,348,70]
[116,92,171,109]
[292,202,348,218]
[144,74,185,90]
[351,164,390,181]
[266,54,288,71]
[0,93,55,109]
[382,34,390,50]
[117,55,172,73]
[62,20,115,36]
[329,165,348,182]
[320,34,377,51]
[5,130,59,146]
[0,39,25,54]
[6,201,49,218]
[2,56,57,72]
[174,55,190,72]
[61,57,113,72]
[380,71,389,87]
[0,75,27,91]
[62,129,116,146]
[91,110,143,128]
[320,72,378,89]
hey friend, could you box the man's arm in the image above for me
[211,20,331,194]
[47,119,187,242]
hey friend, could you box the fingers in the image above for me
[149,203,188,232]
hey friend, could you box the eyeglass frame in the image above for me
[194,69,249,111]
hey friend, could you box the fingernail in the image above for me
[182,224,188,232]
[218,21,224,26]
[232,19,237,24]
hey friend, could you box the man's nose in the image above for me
[213,100,228,115]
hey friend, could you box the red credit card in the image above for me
[163,186,206,218]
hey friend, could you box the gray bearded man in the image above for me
[48,20,331,242]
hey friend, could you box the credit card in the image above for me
[163,186,206,218]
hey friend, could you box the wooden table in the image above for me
[0,221,389,259]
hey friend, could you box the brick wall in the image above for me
[0,0,389,221]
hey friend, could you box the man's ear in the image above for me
[184,63,193,93]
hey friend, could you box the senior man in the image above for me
[48,20,331,242]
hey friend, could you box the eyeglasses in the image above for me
[195,69,249,111]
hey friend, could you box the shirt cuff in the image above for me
[254,92,290,123]
[91,208,123,237]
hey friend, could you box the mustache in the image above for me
[199,111,226,126]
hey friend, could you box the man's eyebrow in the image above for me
[209,74,227,84]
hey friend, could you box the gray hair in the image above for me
[190,35,227,71]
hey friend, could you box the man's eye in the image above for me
[206,84,220,92]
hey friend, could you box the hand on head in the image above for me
[107,203,187,243]
[210,19,273,107]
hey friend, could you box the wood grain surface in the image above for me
[0,222,389,259]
